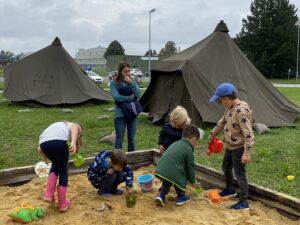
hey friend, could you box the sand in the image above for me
[0,165,298,225]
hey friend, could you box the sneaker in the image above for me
[176,194,190,206]
[155,192,165,207]
[111,189,124,195]
[229,201,249,210]
[219,189,237,198]
[97,189,112,197]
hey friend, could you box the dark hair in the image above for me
[221,94,238,100]
[115,61,131,83]
[182,124,200,139]
[110,149,127,167]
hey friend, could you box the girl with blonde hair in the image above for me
[158,106,191,153]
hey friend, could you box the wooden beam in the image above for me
[153,149,300,219]
[0,150,154,186]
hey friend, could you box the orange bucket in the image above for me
[208,191,221,204]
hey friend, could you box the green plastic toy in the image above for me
[194,187,203,194]
[72,153,85,167]
[7,201,45,224]
[126,194,137,208]
[67,141,85,167]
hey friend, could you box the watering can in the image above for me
[207,137,224,156]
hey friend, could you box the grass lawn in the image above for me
[0,87,299,199]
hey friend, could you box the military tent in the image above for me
[4,37,111,105]
[140,21,300,127]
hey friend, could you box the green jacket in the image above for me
[155,139,195,190]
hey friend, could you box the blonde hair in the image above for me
[170,106,191,129]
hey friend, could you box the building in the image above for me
[75,46,107,70]
[0,59,10,68]
[107,55,159,72]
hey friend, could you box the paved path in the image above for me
[272,83,300,88]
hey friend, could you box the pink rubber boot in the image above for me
[43,172,57,203]
[57,186,71,212]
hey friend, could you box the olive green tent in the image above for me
[4,37,111,105]
[140,21,300,127]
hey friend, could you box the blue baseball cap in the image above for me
[210,83,237,103]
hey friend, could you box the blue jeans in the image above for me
[114,116,137,152]
[222,148,248,202]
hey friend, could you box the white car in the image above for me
[86,71,104,83]
[130,68,143,78]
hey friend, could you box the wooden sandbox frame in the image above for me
[0,149,299,220]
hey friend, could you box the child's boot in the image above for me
[43,172,57,203]
[57,186,71,212]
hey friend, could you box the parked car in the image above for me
[108,71,117,80]
[109,70,135,81]
[86,71,104,83]
[130,68,143,78]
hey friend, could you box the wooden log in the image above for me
[152,149,300,219]
[0,150,154,186]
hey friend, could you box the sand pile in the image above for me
[0,165,298,225]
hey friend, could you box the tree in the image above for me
[0,50,15,61]
[158,48,165,56]
[144,49,157,56]
[104,40,125,59]
[235,0,298,78]
[164,41,177,56]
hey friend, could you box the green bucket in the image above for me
[72,153,85,167]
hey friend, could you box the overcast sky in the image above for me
[1,0,300,57]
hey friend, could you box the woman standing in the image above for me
[110,62,141,152]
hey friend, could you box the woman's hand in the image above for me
[124,75,132,83]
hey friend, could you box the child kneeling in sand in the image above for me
[155,124,200,206]
[87,149,133,196]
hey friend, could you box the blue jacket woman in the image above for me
[110,61,141,151]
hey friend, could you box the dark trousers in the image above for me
[159,179,185,196]
[98,171,125,194]
[40,140,69,187]
[114,117,137,152]
[222,148,248,202]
